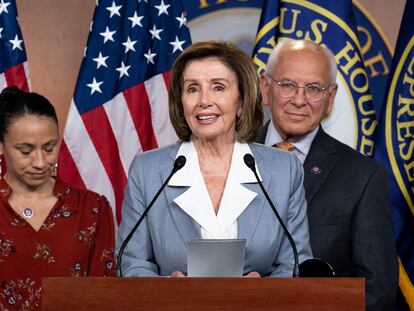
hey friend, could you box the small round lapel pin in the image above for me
[310,166,321,175]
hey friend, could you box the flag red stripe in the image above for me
[57,140,86,189]
[162,71,171,90]
[4,63,29,91]
[82,107,127,222]
[123,84,158,151]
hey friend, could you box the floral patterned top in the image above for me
[0,178,115,311]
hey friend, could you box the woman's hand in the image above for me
[244,271,261,278]
[170,271,186,277]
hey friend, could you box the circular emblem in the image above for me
[310,166,321,175]
[384,36,414,209]
[184,1,391,157]
[23,208,33,218]
[253,0,379,155]
[188,7,261,56]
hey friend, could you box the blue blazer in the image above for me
[116,142,312,277]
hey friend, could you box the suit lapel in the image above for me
[163,145,202,245]
[162,142,268,245]
[237,145,267,247]
[167,189,202,244]
[256,120,270,144]
[303,127,337,203]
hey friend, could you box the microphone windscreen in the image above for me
[243,153,255,170]
[299,258,335,277]
[174,155,186,170]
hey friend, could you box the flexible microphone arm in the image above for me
[243,153,300,277]
[115,155,186,277]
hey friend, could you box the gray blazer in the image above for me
[116,142,312,277]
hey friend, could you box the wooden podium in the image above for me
[42,277,364,310]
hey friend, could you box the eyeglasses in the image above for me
[267,75,330,101]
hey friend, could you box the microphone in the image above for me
[115,155,186,277]
[243,153,300,277]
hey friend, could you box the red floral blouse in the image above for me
[0,178,115,310]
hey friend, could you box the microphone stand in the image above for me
[243,154,300,277]
[115,155,186,277]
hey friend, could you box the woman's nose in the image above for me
[198,89,211,108]
[32,151,47,169]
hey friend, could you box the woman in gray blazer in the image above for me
[116,41,312,277]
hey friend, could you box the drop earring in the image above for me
[52,162,58,177]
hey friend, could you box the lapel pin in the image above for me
[310,166,321,175]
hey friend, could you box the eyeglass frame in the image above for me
[266,75,332,101]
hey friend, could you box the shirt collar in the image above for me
[168,140,258,238]
[0,177,71,200]
[169,140,259,186]
[265,119,319,163]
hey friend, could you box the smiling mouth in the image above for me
[196,114,219,121]
[286,112,309,119]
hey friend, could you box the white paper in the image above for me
[187,239,246,277]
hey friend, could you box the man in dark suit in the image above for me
[257,39,398,310]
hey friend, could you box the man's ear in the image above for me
[325,83,338,117]
[259,74,270,107]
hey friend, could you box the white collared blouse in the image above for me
[169,140,261,239]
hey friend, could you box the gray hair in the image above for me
[266,39,337,84]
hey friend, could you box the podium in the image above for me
[42,277,364,310]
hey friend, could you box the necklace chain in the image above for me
[4,175,56,220]
[11,193,35,219]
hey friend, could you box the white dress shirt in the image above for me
[265,118,319,164]
[168,140,260,239]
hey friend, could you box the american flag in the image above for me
[57,0,191,224]
[0,0,30,177]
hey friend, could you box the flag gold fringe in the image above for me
[399,259,414,310]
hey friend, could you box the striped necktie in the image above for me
[273,141,295,152]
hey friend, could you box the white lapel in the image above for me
[169,141,217,236]
[169,141,260,239]
[217,142,259,234]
